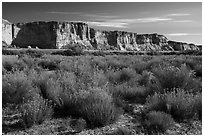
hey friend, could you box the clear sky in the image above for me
[2,2,202,44]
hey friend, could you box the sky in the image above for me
[2,2,202,44]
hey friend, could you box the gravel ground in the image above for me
[3,104,202,135]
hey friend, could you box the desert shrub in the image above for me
[110,83,147,103]
[34,71,68,105]
[143,76,162,97]
[2,49,21,55]
[107,70,120,84]
[152,64,200,92]
[76,88,122,128]
[44,78,122,128]
[25,49,44,58]
[91,50,106,56]
[52,44,83,56]
[20,93,53,128]
[59,59,75,72]
[193,64,202,77]
[145,88,201,122]
[107,68,137,84]
[145,56,164,71]
[145,92,167,113]
[194,93,202,120]
[91,69,109,88]
[2,71,35,107]
[20,55,39,70]
[60,57,93,77]
[106,57,127,70]
[90,57,109,71]
[131,61,148,74]
[55,49,73,56]
[2,66,7,75]
[168,56,186,68]
[38,59,59,70]
[52,49,72,56]
[166,89,200,122]
[138,70,152,86]
[119,68,137,82]
[2,56,27,72]
[143,111,174,133]
[169,56,202,77]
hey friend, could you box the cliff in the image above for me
[2,19,12,46]
[2,19,200,51]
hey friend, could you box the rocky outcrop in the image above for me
[2,19,12,45]
[12,21,58,48]
[2,19,201,51]
[56,22,93,49]
[168,41,199,51]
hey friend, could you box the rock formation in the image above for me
[2,19,12,46]
[2,19,200,51]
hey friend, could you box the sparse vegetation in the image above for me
[145,88,202,122]
[143,111,175,133]
[2,51,202,135]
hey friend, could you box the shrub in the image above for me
[131,61,147,74]
[106,58,127,70]
[49,84,122,128]
[2,56,27,72]
[76,88,122,128]
[152,64,200,92]
[107,68,137,84]
[138,71,153,86]
[145,56,165,71]
[34,71,121,128]
[165,89,196,122]
[143,111,174,133]
[90,57,109,71]
[52,49,73,56]
[194,93,202,120]
[2,49,21,55]
[52,44,83,56]
[110,83,147,103]
[145,92,167,113]
[153,65,184,89]
[20,55,37,70]
[2,71,35,107]
[193,64,202,77]
[38,59,59,70]
[91,69,109,88]
[119,68,137,82]
[34,71,70,107]
[145,88,201,122]
[2,66,7,75]
[20,93,53,128]
[25,49,44,58]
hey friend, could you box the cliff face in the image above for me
[12,21,58,48]
[56,22,92,49]
[168,41,199,51]
[2,19,12,46]
[2,19,200,51]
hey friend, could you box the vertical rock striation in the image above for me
[2,19,201,51]
[2,19,12,46]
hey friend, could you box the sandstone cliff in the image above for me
[2,19,200,51]
[2,19,12,46]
